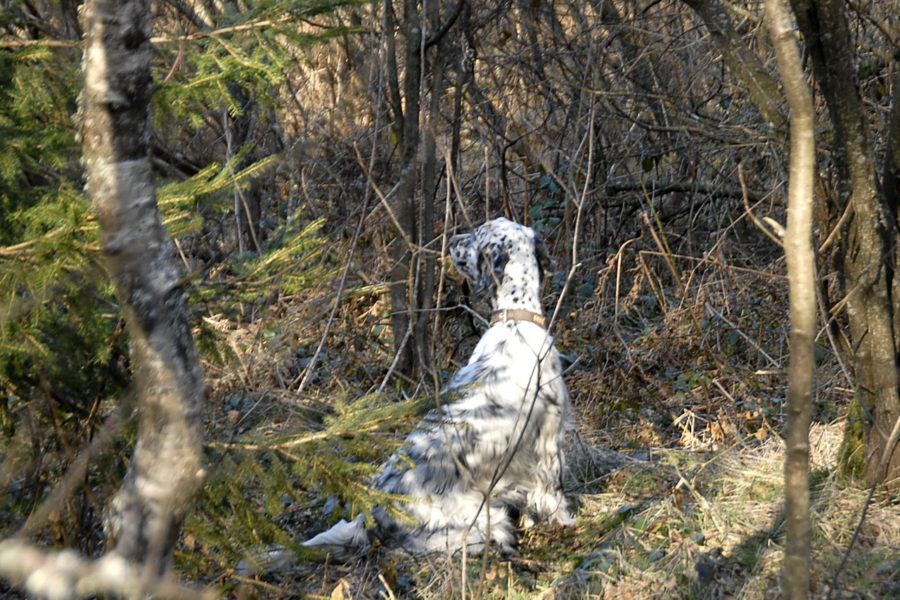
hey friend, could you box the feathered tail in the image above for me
[237,516,369,574]
[302,514,369,556]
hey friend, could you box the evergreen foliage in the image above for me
[152,0,366,127]
[181,392,426,570]
[0,33,127,545]
[0,44,80,234]
[0,0,366,547]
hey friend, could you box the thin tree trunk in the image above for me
[82,0,206,569]
[764,0,815,596]
[415,0,443,372]
[387,0,423,377]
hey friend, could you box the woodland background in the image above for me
[1,0,900,598]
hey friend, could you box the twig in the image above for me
[206,421,388,452]
[606,179,767,201]
[353,144,415,250]
[673,464,726,537]
[818,195,854,253]
[377,321,413,393]
[293,189,369,394]
[640,212,685,297]
[703,301,781,368]
[17,411,125,539]
[294,86,387,394]
[547,100,595,329]
[638,250,787,280]
[740,163,784,247]
[612,235,643,331]
[378,573,398,600]
[149,15,293,44]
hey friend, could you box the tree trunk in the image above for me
[764,0,815,595]
[385,0,422,378]
[415,0,444,373]
[884,69,900,353]
[789,0,900,490]
[82,0,206,569]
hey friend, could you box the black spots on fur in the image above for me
[473,242,508,299]
[481,399,508,420]
[471,362,502,385]
[450,219,553,311]
[405,444,427,465]
[493,248,509,274]
[543,391,558,406]
[449,233,481,284]
[473,250,494,299]
[505,503,523,526]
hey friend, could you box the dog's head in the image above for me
[448,217,551,306]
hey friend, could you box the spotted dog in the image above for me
[303,217,573,557]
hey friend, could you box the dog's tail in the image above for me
[302,514,369,555]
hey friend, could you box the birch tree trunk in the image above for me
[764,0,816,596]
[81,0,206,570]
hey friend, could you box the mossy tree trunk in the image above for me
[764,0,816,595]
[788,0,900,490]
[82,0,206,569]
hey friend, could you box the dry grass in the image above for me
[183,154,900,596]
[193,246,900,599]
[220,418,900,599]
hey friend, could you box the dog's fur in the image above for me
[303,217,572,557]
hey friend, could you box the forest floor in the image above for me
[174,223,900,600]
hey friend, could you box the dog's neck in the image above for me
[491,252,544,317]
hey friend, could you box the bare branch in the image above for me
[0,539,215,600]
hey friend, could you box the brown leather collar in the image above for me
[490,309,547,329]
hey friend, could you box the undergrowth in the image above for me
[169,225,900,599]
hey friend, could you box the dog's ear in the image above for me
[534,233,552,284]
[449,233,478,281]
[451,231,507,301]
[473,244,507,299]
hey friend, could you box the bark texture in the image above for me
[386,0,423,377]
[81,0,206,569]
[789,0,900,489]
[764,0,815,596]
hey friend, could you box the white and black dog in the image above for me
[303,217,573,557]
